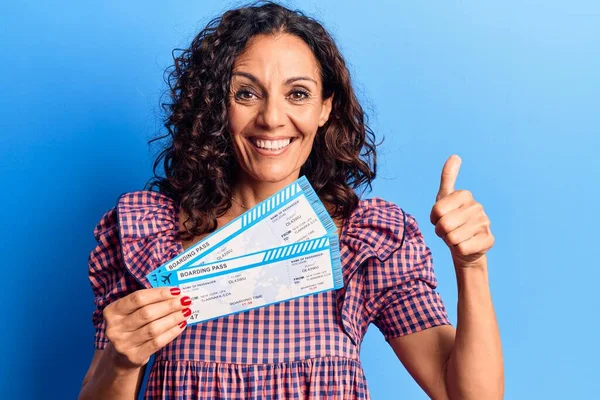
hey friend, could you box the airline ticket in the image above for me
[146,176,336,287]
[167,233,342,324]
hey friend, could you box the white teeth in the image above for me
[252,138,292,150]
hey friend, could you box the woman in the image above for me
[79,2,503,399]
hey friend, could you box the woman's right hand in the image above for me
[103,287,191,370]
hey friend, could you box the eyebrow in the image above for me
[232,71,317,86]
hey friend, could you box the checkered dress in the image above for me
[88,191,451,399]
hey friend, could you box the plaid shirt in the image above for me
[88,191,450,399]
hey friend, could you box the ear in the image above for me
[318,94,334,127]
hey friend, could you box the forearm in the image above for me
[79,344,144,400]
[445,256,504,400]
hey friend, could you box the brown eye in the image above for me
[235,89,257,101]
[288,89,309,101]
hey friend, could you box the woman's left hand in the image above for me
[430,155,495,269]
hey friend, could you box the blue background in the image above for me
[1,0,598,398]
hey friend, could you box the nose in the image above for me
[255,96,286,130]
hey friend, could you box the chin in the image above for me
[249,166,300,184]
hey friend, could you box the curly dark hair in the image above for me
[146,1,378,241]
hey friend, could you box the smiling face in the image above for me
[227,33,333,186]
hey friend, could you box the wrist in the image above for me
[453,253,488,271]
[105,343,143,377]
[455,260,491,297]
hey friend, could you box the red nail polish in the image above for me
[170,288,181,296]
[178,321,187,329]
[180,296,191,306]
[182,308,191,317]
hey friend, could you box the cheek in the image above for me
[289,106,322,139]
[227,105,251,138]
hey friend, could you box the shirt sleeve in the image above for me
[366,211,452,341]
[88,207,140,349]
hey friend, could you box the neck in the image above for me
[231,171,301,209]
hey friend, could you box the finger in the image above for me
[443,219,488,247]
[436,155,462,201]
[124,295,190,331]
[453,232,495,257]
[434,207,469,239]
[128,308,190,347]
[117,287,183,315]
[430,190,473,225]
[137,316,189,356]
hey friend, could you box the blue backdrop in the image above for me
[1,1,598,398]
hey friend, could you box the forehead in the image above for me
[232,33,321,84]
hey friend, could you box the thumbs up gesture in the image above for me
[430,155,495,269]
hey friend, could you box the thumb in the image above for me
[436,155,462,201]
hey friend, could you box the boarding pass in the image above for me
[166,232,342,324]
[146,176,336,287]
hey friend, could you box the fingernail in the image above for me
[180,296,192,306]
[182,308,191,317]
[178,321,187,329]
[170,288,181,296]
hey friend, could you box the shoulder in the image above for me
[114,190,178,238]
[92,190,177,237]
[116,190,177,218]
[342,197,423,262]
[116,190,175,208]
[90,190,180,288]
[337,198,438,342]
